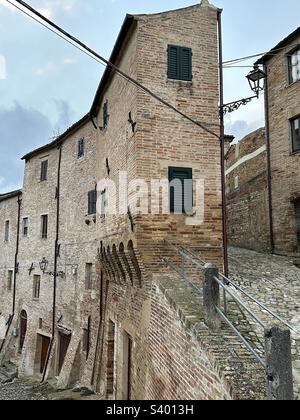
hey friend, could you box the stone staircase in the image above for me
[0,362,18,384]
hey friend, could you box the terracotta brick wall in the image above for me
[225,128,270,252]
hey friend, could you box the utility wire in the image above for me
[7,0,220,140]
[223,42,300,65]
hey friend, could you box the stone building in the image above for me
[225,128,269,252]
[0,1,274,400]
[257,27,300,256]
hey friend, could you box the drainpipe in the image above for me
[264,64,275,254]
[0,193,22,354]
[217,9,229,277]
[42,142,62,382]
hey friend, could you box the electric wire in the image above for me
[7,0,220,140]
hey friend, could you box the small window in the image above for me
[7,270,13,291]
[291,116,300,153]
[169,167,193,214]
[4,220,9,242]
[288,48,300,84]
[23,218,28,237]
[78,138,85,158]
[103,100,109,129]
[100,190,106,218]
[88,190,97,215]
[85,263,93,290]
[40,160,48,182]
[41,215,48,239]
[33,275,41,299]
[167,45,192,81]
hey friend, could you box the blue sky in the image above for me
[0,0,300,193]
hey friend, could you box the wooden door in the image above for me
[19,310,27,352]
[40,336,50,374]
[58,333,71,375]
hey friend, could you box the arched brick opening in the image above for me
[112,244,126,283]
[107,246,120,284]
[103,248,115,282]
[127,240,142,286]
[19,310,28,352]
[119,243,133,285]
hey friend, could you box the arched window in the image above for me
[19,310,28,352]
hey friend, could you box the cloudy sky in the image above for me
[0,0,300,193]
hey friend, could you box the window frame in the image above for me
[7,270,13,292]
[291,115,300,153]
[22,217,29,237]
[78,138,85,159]
[288,46,300,85]
[168,166,193,214]
[40,160,48,182]
[167,45,193,82]
[33,274,41,300]
[41,214,48,239]
[103,99,109,129]
[85,263,93,290]
[88,189,97,215]
[4,220,9,242]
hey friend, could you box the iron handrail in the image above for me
[162,258,203,295]
[219,272,300,337]
[213,275,266,328]
[215,306,266,368]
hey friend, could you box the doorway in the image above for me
[40,335,50,374]
[122,332,133,400]
[19,310,27,352]
[58,332,71,375]
[106,320,116,399]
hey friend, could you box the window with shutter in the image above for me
[41,215,48,239]
[88,190,97,215]
[78,138,85,158]
[40,160,48,181]
[169,167,193,214]
[291,116,300,153]
[103,100,109,129]
[4,220,9,242]
[168,45,192,81]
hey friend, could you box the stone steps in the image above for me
[0,362,18,384]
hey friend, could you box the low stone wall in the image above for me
[145,275,266,400]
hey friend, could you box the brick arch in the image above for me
[107,246,120,284]
[119,242,133,285]
[102,248,115,282]
[112,244,126,284]
[127,240,142,286]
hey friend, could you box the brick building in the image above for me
[0,1,271,400]
[257,27,300,256]
[225,128,269,252]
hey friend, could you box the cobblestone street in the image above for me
[0,380,48,400]
[228,247,300,398]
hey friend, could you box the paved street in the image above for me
[0,379,48,400]
[228,247,300,399]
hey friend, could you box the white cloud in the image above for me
[34,61,55,77]
[36,7,53,19]
[0,54,6,79]
[62,58,76,65]
[0,0,15,12]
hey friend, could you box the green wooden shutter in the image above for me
[169,167,193,214]
[180,47,192,81]
[168,45,180,80]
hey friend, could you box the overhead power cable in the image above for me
[7,0,220,140]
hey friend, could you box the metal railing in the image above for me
[163,240,296,400]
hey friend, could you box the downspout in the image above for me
[0,193,22,354]
[42,142,62,382]
[217,9,229,277]
[264,64,275,254]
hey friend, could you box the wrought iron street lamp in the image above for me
[39,257,48,274]
[246,65,267,96]
[221,65,267,115]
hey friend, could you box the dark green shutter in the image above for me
[88,190,97,215]
[180,48,192,81]
[168,45,180,80]
[168,45,192,81]
[169,167,193,214]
